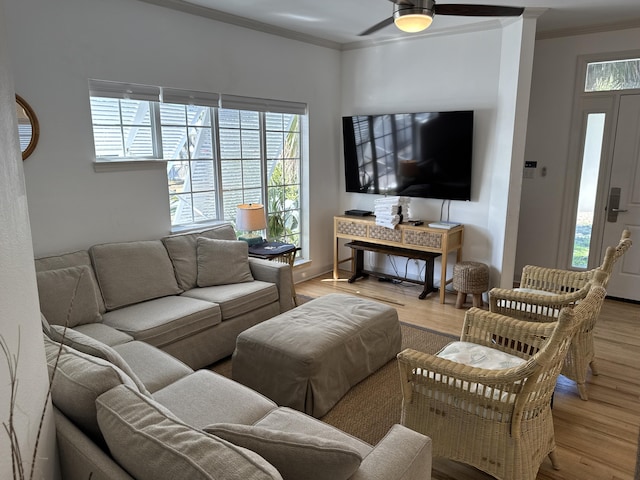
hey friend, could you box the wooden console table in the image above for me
[333,215,464,304]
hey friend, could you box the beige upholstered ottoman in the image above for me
[232,293,401,418]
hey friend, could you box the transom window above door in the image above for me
[585,57,640,92]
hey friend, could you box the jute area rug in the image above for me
[210,319,456,446]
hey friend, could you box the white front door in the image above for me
[601,94,640,300]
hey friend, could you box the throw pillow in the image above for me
[204,423,362,480]
[48,325,150,396]
[36,265,102,327]
[43,335,139,443]
[96,385,283,480]
[196,237,254,287]
[162,225,238,290]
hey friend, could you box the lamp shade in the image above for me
[236,204,267,232]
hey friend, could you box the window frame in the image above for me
[88,80,306,249]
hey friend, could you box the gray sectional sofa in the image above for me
[36,224,433,479]
[43,325,432,480]
[35,223,295,369]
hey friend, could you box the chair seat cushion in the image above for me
[430,342,527,405]
[437,342,526,370]
[102,296,221,347]
[182,281,278,320]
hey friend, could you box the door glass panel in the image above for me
[572,113,605,268]
[585,58,640,92]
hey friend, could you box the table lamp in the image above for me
[236,203,267,246]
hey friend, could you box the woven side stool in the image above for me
[453,261,489,309]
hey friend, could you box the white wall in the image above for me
[0,1,57,478]
[5,0,342,280]
[517,27,640,275]
[340,18,537,288]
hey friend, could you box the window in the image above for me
[585,58,640,92]
[571,113,605,268]
[89,80,305,248]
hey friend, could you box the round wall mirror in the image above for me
[16,95,39,160]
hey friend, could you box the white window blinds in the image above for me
[219,94,307,115]
[161,88,220,107]
[88,79,160,102]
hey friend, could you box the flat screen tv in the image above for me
[342,110,473,201]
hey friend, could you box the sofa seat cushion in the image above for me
[113,341,193,393]
[152,370,277,429]
[204,421,362,480]
[102,296,221,348]
[73,322,134,346]
[96,385,283,480]
[182,281,278,320]
[36,265,103,327]
[90,240,183,310]
[162,224,237,291]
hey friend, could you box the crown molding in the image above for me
[135,0,343,50]
[536,19,640,40]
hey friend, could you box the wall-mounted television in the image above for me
[342,110,473,201]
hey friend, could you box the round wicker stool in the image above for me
[452,261,489,309]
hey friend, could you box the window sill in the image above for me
[170,221,231,235]
[93,159,167,173]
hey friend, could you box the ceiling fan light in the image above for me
[394,11,433,33]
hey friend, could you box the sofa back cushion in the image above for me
[162,224,237,291]
[35,250,106,313]
[96,385,283,480]
[196,238,254,287]
[43,335,140,443]
[204,423,362,480]
[90,240,182,310]
[48,325,151,396]
[36,265,103,327]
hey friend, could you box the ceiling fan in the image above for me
[360,0,525,36]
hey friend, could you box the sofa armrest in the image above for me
[248,258,295,313]
[54,408,134,480]
[350,424,432,480]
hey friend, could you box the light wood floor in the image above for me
[295,271,640,480]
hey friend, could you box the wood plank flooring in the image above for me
[295,271,640,480]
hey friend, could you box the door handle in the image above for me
[607,187,624,222]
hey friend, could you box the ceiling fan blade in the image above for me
[359,16,395,36]
[435,4,524,17]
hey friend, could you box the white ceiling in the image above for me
[139,0,640,48]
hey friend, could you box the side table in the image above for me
[248,241,300,306]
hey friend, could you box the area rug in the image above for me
[210,321,457,445]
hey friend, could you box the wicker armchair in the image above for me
[489,229,631,399]
[398,285,607,480]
